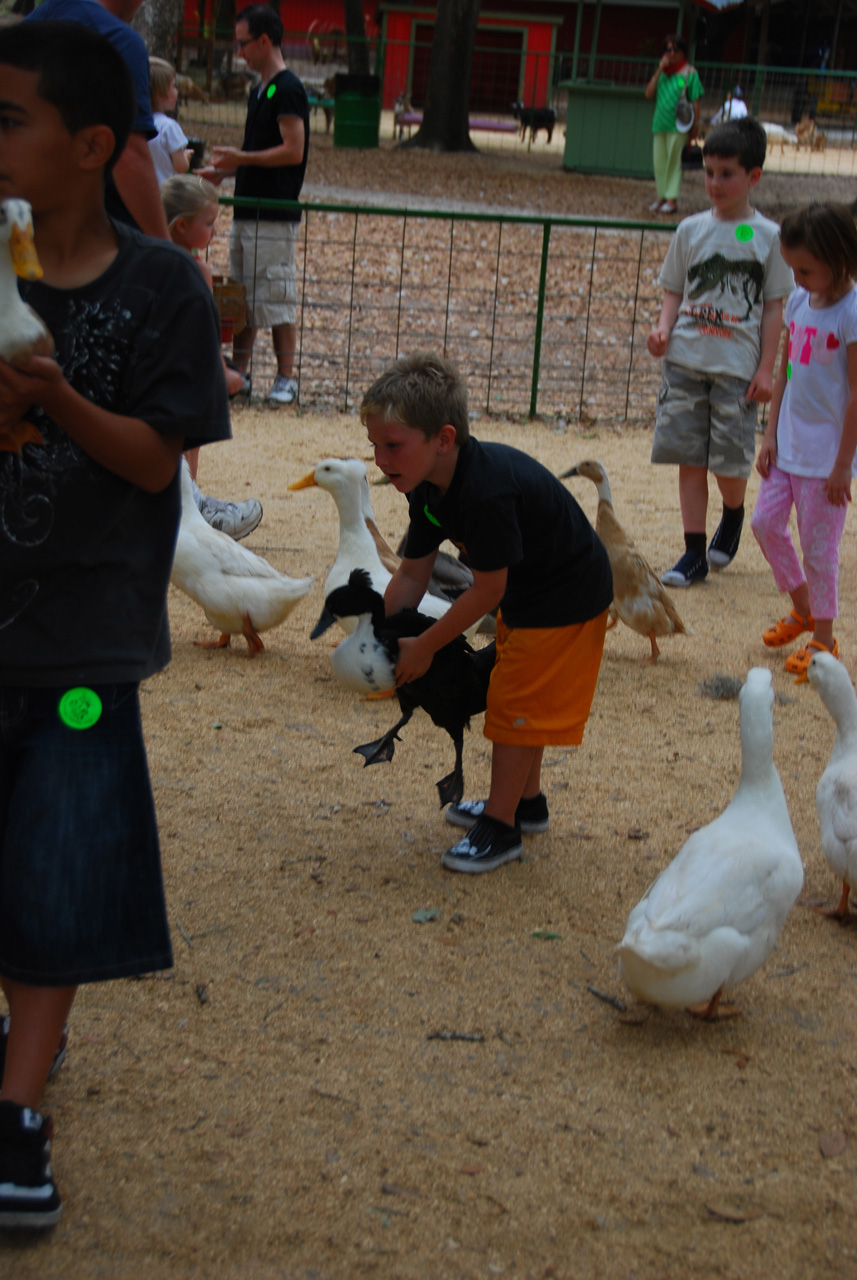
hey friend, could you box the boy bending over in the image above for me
[647,116,793,587]
[0,22,230,1228]
[361,354,612,875]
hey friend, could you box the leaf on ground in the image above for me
[706,1202,764,1223]
[819,1131,847,1158]
[412,908,441,924]
[531,930,561,940]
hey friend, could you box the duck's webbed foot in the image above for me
[353,731,401,767]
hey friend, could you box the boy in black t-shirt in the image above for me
[0,22,230,1229]
[361,353,612,875]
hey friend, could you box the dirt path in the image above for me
[7,404,856,1279]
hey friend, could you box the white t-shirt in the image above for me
[711,98,748,125]
[775,285,857,477]
[148,112,188,187]
[659,208,794,381]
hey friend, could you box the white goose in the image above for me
[617,668,804,1018]
[289,457,451,637]
[171,459,314,654]
[805,651,857,922]
[0,198,53,453]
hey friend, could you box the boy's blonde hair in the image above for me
[161,174,219,229]
[149,56,176,105]
[360,352,470,445]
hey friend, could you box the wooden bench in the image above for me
[394,111,518,140]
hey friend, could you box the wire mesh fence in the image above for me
[212,199,672,424]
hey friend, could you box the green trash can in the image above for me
[333,73,381,149]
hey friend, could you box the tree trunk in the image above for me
[401,0,481,153]
[134,0,185,62]
[343,0,371,76]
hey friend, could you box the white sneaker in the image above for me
[268,375,298,405]
[198,495,263,540]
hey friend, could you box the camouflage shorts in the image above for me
[651,361,758,476]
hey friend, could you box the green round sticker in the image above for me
[58,687,102,730]
[786,360,792,381]
[266,84,277,99]
[736,224,754,242]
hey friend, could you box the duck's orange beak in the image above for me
[9,221,43,282]
[289,471,318,490]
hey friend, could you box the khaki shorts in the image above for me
[229,220,299,328]
[484,610,608,747]
[651,360,758,477]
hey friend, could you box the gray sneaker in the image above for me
[268,374,298,405]
[198,494,263,541]
[445,793,549,833]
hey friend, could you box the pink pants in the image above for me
[750,464,847,620]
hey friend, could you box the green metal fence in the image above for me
[215,198,673,423]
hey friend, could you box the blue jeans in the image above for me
[0,684,173,985]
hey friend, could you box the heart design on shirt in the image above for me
[826,333,840,350]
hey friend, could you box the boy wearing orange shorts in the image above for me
[361,353,612,874]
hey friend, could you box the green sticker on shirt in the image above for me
[58,687,102,730]
[736,225,754,242]
[423,504,441,527]
[787,361,792,381]
[266,84,277,99]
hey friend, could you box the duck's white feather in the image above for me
[291,457,450,634]
[171,460,313,642]
[0,199,53,365]
[617,668,803,1008]
[807,651,857,897]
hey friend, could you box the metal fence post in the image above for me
[529,221,551,419]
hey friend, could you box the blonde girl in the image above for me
[752,203,857,675]
[161,176,262,538]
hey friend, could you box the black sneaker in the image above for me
[441,815,524,874]
[0,1101,62,1230]
[707,512,744,569]
[445,793,549,833]
[0,1017,67,1084]
[660,550,708,588]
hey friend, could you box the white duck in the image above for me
[617,668,804,1018]
[289,457,451,638]
[0,198,54,453]
[563,460,687,662]
[805,650,857,923]
[171,459,314,654]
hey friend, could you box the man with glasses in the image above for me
[204,5,309,405]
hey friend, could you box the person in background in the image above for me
[201,4,309,406]
[645,34,703,217]
[162,174,263,540]
[26,0,169,238]
[711,85,748,125]
[148,56,192,187]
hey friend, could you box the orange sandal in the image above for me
[785,637,839,677]
[762,609,814,648]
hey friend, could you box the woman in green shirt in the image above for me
[644,35,703,216]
